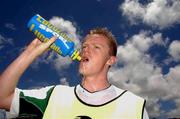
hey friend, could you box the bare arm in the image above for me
[0,37,56,110]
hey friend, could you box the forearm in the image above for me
[0,49,37,106]
[0,37,56,109]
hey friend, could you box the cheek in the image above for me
[93,56,108,67]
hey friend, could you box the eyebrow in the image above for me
[82,42,104,47]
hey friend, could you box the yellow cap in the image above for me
[71,50,81,61]
[76,55,81,61]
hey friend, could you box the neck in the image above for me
[81,75,110,93]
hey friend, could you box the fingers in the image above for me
[31,36,57,47]
[30,36,57,54]
[31,38,41,44]
[41,37,57,51]
[46,36,57,46]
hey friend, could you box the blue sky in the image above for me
[0,0,180,118]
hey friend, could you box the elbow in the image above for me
[0,92,14,111]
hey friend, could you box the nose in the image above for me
[83,46,89,52]
[81,45,90,55]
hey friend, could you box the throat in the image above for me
[76,84,116,105]
[81,78,111,93]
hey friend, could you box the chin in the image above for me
[79,69,86,75]
[79,69,83,75]
[79,68,85,75]
[79,68,90,76]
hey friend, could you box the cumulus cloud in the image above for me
[165,65,180,117]
[49,16,81,49]
[31,16,81,71]
[60,77,69,86]
[168,40,180,62]
[31,49,72,71]
[165,65,180,81]
[108,31,180,117]
[4,23,16,30]
[120,0,180,29]
[52,52,72,70]
[0,34,14,50]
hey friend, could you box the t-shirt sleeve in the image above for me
[6,86,55,119]
[143,108,149,119]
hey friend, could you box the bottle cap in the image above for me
[71,50,81,61]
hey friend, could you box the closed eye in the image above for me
[94,44,102,49]
[95,46,100,49]
[82,45,87,49]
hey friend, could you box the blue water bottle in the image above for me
[27,14,81,61]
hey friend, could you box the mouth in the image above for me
[81,56,89,63]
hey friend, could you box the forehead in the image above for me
[83,34,109,45]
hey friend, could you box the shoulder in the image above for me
[53,85,74,92]
[51,85,75,98]
[111,85,145,102]
[112,85,146,118]
[48,85,76,104]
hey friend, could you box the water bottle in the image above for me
[27,14,81,61]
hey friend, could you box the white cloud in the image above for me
[0,34,14,50]
[165,65,180,117]
[168,40,180,62]
[120,0,145,24]
[4,23,16,30]
[60,77,69,86]
[108,31,180,117]
[31,50,72,71]
[145,98,161,117]
[49,16,81,49]
[114,31,165,64]
[120,0,180,29]
[53,52,72,70]
[165,65,180,81]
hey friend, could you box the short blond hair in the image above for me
[84,27,117,56]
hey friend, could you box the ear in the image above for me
[106,56,117,66]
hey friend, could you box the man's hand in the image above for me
[26,37,57,58]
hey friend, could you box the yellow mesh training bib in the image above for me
[43,85,145,119]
